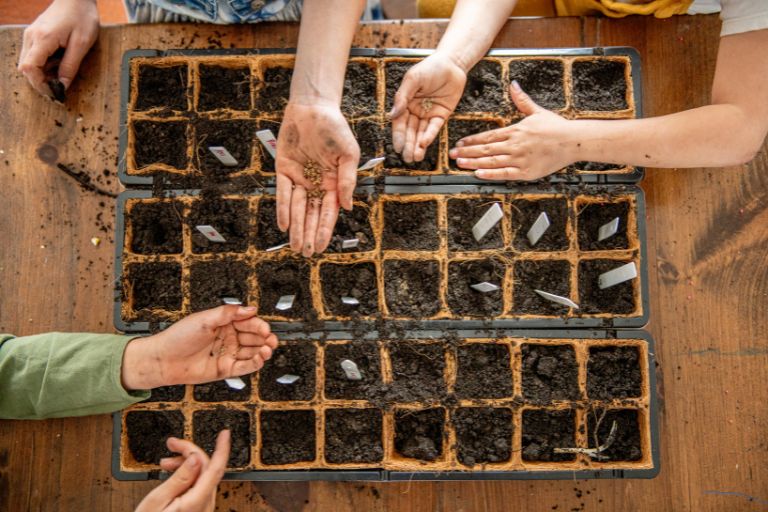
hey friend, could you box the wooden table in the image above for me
[1,15,767,512]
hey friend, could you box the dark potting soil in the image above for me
[326,204,375,253]
[577,201,630,251]
[383,259,441,318]
[135,64,188,111]
[578,259,636,314]
[389,342,446,402]
[572,60,628,111]
[447,120,504,170]
[454,407,513,466]
[456,60,507,114]
[253,198,288,250]
[255,66,293,113]
[189,259,250,311]
[259,410,316,465]
[512,259,572,315]
[323,342,382,400]
[341,62,378,117]
[198,64,251,111]
[128,200,183,254]
[587,408,642,461]
[194,374,253,402]
[195,119,255,175]
[382,200,439,250]
[587,346,642,399]
[521,409,576,462]
[454,343,512,399]
[573,161,623,172]
[133,120,188,170]
[383,124,440,171]
[446,259,505,317]
[384,60,416,112]
[193,408,252,467]
[256,260,314,319]
[143,385,185,403]
[126,410,184,464]
[258,343,317,402]
[508,59,566,111]
[511,198,569,252]
[447,198,504,251]
[189,197,249,253]
[394,408,445,461]
[320,262,379,316]
[127,262,182,317]
[257,119,280,173]
[521,344,579,403]
[353,120,385,164]
[324,408,384,464]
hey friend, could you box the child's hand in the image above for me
[449,82,576,181]
[18,0,99,97]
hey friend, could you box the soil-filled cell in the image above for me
[383,260,441,318]
[193,409,252,467]
[587,409,642,461]
[572,60,628,111]
[578,259,636,314]
[128,201,183,254]
[511,198,569,252]
[446,259,505,317]
[512,259,572,315]
[454,407,513,466]
[198,64,251,111]
[255,66,293,113]
[587,346,642,400]
[577,201,630,251]
[446,198,504,251]
[522,344,579,403]
[353,120,385,165]
[195,119,255,175]
[389,342,446,402]
[126,410,184,464]
[382,200,439,251]
[342,62,378,117]
[256,120,281,173]
[135,64,188,111]
[143,385,185,403]
[394,408,445,461]
[325,408,384,464]
[324,342,382,400]
[258,343,317,402]
[253,198,288,250]
[508,59,566,111]
[521,409,576,462]
[256,260,314,318]
[327,203,375,253]
[385,60,416,111]
[132,120,188,169]
[447,120,505,170]
[189,197,249,254]
[454,343,513,399]
[456,60,507,114]
[320,262,379,316]
[384,124,440,172]
[126,262,182,317]
[260,410,316,465]
[194,375,253,402]
[189,259,249,312]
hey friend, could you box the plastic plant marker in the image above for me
[196,225,227,243]
[598,217,621,242]
[358,157,385,171]
[256,129,277,159]
[341,238,360,250]
[224,377,247,390]
[208,146,239,166]
[221,297,242,305]
[275,295,296,311]
[598,262,638,289]
[470,282,500,293]
[472,203,503,242]
[276,374,300,385]
[265,242,290,252]
[527,212,551,246]
[340,359,363,380]
[341,297,360,306]
[534,289,579,309]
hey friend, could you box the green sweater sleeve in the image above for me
[0,332,151,420]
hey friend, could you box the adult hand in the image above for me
[449,82,575,181]
[18,0,99,97]
[135,430,230,512]
[276,101,360,257]
[390,52,467,163]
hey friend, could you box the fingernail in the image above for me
[187,454,199,467]
[59,77,72,89]
[449,149,457,158]
[455,140,464,148]
[511,80,522,93]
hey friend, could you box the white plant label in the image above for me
[341,238,360,249]
[224,377,246,390]
[598,262,638,290]
[527,211,551,246]
[275,294,296,311]
[340,359,363,380]
[470,282,500,293]
[341,296,360,306]
[598,217,621,242]
[472,203,503,242]
[196,225,227,243]
[276,374,300,385]
[266,242,290,252]
[208,146,239,167]
[221,297,242,305]
[256,129,277,159]
[358,156,385,171]
[534,289,580,309]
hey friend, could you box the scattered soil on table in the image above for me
[587,346,641,399]
[446,259,505,317]
[384,60,415,112]
[325,408,384,464]
[327,204,375,253]
[342,62,378,117]
[383,259,441,317]
[447,198,504,251]
[260,410,316,465]
[513,259,572,315]
[521,409,576,462]
[389,342,446,402]
[572,60,628,111]
[456,60,507,114]
[454,343,513,399]
[382,200,439,250]
[587,408,642,461]
[253,198,288,250]
[511,198,569,252]
[522,344,579,403]
[126,410,184,464]
[320,262,379,316]
[577,201,630,251]
[394,408,445,461]
[195,119,255,176]
[128,200,183,254]
[135,64,188,111]
[353,120,385,164]
[508,59,566,111]
[193,374,253,402]
[454,407,513,466]
[258,343,317,402]
[189,259,250,311]
[189,197,249,253]
[255,66,293,113]
[143,385,185,403]
[193,408,252,467]
[127,262,182,317]
[383,124,439,171]
[133,120,188,169]
[256,119,281,173]
[256,260,314,319]
[447,120,504,170]
[323,342,382,400]
[198,64,251,111]
[578,259,636,314]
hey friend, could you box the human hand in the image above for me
[449,81,576,181]
[276,101,360,257]
[135,430,230,512]
[390,52,467,163]
[18,0,99,98]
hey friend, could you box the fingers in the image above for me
[166,437,210,463]
[449,139,512,160]
[474,168,525,181]
[455,154,517,170]
[232,316,272,337]
[314,190,339,253]
[390,71,418,119]
[165,431,229,512]
[196,305,258,331]
[412,118,429,162]
[418,117,444,155]
[510,80,543,116]
[160,456,184,472]
[392,110,408,154]
[57,31,96,89]
[402,114,420,163]
[454,127,508,149]
[276,173,293,232]
[137,454,202,511]
[301,199,321,257]
[289,185,307,252]
[232,344,273,361]
[18,37,60,96]
[336,153,357,211]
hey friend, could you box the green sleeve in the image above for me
[0,332,151,420]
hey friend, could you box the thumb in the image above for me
[138,454,201,510]
[510,80,542,116]
[199,305,258,329]
[389,71,418,119]
[58,31,96,89]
